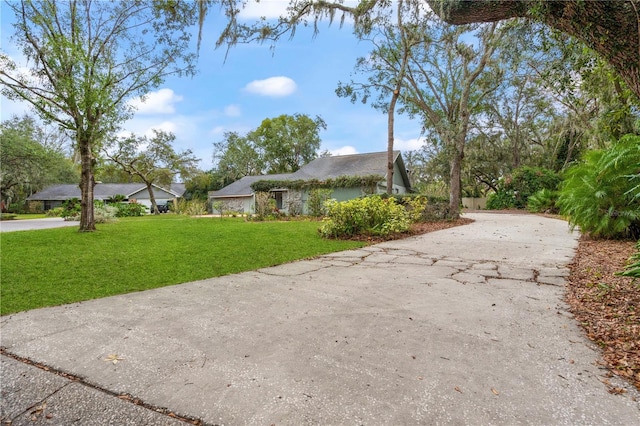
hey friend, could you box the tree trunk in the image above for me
[387,89,400,195]
[78,135,96,232]
[448,139,464,219]
[428,0,640,100]
[147,183,159,214]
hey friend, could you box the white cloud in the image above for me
[129,88,183,115]
[224,104,241,117]
[330,145,358,156]
[243,76,297,97]
[143,121,177,137]
[394,137,425,151]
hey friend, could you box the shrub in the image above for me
[60,198,81,220]
[557,135,640,239]
[174,199,207,216]
[527,189,559,214]
[308,189,333,217]
[253,192,277,220]
[112,202,147,217]
[488,166,561,210]
[211,201,224,216]
[618,240,640,280]
[486,190,517,210]
[288,199,303,217]
[45,207,64,217]
[94,204,118,223]
[27,201,43,213]
[405,196,428,223]
[319,195,410,238]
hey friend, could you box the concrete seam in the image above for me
[0,350,214,426]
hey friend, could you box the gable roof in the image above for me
[210,151,411,198]
[28,183,186,201]
[210,174,294,198]
[291,151,397,180]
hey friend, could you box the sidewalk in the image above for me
[2,213,639,425]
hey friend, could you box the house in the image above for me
[209,151,411,215]
[27,183,186,211]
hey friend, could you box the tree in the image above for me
[426,0,640,101]
[1,0,198,230]
[212,114,326,182]
[0,115,78,210]
[336,0,420,194]
[213,131,264,182]
[249,114,326,174]
[184,171,226,202]
[400,20,502,218]
[104,130,199,214]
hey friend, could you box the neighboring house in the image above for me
[209,151,411,215]
[27,183,186,211]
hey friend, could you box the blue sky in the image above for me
[0,1,424,171]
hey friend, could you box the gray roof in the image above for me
[210,174,294,198]
[28,183,186,201]
[210,151,411,198]
[291,151,400,180]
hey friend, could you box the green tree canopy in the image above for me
[104,130,199,214]
[0,115,78,210]
[212,114,326,182]
[1,0,199,230]
[249,114,327,174]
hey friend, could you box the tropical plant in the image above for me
[618,241,640,280]
[527,189,559,214]
[557,134,640,239]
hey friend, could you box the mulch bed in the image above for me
[566,236,640,392]
[345,218,474,243]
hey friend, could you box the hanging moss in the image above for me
[250,175,384,192]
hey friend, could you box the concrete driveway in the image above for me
[1,213,639,425]
[0,217,78,232]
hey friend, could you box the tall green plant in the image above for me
[557,135,640,239]
[618,241,640,280]
[308,189,333,217]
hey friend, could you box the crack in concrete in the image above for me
[0,351,210,426]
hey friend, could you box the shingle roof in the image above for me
[28,183,186,201]
[210,151,411,198]
[210,174,294,197]
[291,151,398,180]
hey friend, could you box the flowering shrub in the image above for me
[319,195,410,238]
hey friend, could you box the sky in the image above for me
[0,1,425,171]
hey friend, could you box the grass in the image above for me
[14,214,47,220]
[0,215,364,315]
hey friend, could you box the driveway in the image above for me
[1,213,639,425]
[0,217,78,232]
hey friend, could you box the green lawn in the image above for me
[14,214,47,220]
[0,215,364,315]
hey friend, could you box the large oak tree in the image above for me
[1,0,198,230]
[426,1,640,100]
